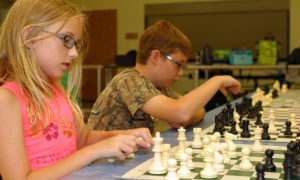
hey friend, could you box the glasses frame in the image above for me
[42,30,82,53]
[160,51,183,69]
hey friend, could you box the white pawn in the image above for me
[200,147,217,178]
[221,143,231,163]
[238,147,253,170]
[213,132,221,145]
[290,113,297,128]
[268,115,277,135]
[282,83,288,93]
[251,126,264,152]
[185,148,195,169]
[192,128,203,148]
[201,137,210,157]
[177,153,191,178]
[165,158,179,180]
[213,151,225,172]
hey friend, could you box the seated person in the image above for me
[87,20,241,134]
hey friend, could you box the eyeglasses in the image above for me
[42,30,82,53]
[160,51,183,69]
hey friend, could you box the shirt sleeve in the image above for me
[117,75,162,116]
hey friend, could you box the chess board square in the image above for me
[193,173,224,179]
[264,171,281,179]
[225,169,254,176]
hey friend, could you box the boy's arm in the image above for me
[141,75,240,126]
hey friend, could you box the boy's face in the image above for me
[155,50,188,88]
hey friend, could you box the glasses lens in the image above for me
[63,35,81,53]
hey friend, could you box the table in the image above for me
[187,64,300,88]
[61,91,292,180]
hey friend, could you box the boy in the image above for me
[87,20,241,134]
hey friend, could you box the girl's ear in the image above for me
[21,27,32,48]
[149,49,161,65]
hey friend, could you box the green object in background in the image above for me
[61,72,82,108]
[214,48,232,60]
[257,40,277,65]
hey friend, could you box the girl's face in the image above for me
[32,17,82,80]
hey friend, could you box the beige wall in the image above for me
[290,0,300,52]
[71,0,242,54]
[72,0,299,54]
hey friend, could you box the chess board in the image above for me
[121,142,287,180]
[202,105,300,143]
[203,116,300,143]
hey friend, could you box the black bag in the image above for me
[286,48,300,74]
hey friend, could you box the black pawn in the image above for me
[255,113,263,125]
[228,121,238,135]
[293,154,300,179]
[256,163,265,180]
[261,123,271,140]
[284,121,293,135]
[241,120,251,138]
[264,149,276,172]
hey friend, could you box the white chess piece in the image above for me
[225,132,237,158]
[201,137,210,157]
[149,132,167,174]
[273,80,281,92]
[290,113,297,128]
[221,143,231,163]
[282,83,288,93]
[192,128,203,148]
[213,150,225,172]
[177,153,191,178]
[210,134,217,144]
[200,147,217,178]
[213,132,221,145]
[251,126,264,152]
[165,158,179,180]
[238,147,253,170]
[175,127,186,159]
[268,115,277,135]
[185,148,195,169]
[162,144,171,168]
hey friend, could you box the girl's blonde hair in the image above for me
[0,0,89,134]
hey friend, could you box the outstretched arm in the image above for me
[141,75,240,126]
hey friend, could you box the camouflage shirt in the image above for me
[87,68,179,134]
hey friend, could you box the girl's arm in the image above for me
[77,123,152,149]
[0,88,141,180]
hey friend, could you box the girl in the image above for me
[0,0,152,179]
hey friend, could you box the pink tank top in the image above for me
[1,81,77,170]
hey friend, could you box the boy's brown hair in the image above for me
[137,20,192,64]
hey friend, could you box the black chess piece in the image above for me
[261,123,271,140]
[283,150,295,180]
[287,141,297,152]
[241,120,251,138]
[255,163,265,180]
[293,154,300,179]
[228,121,238,135]
[272,89,278,98]
[262,85,269,94]
[284,121,293,136]
[264,149,276,172]
[255,113,263,125]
